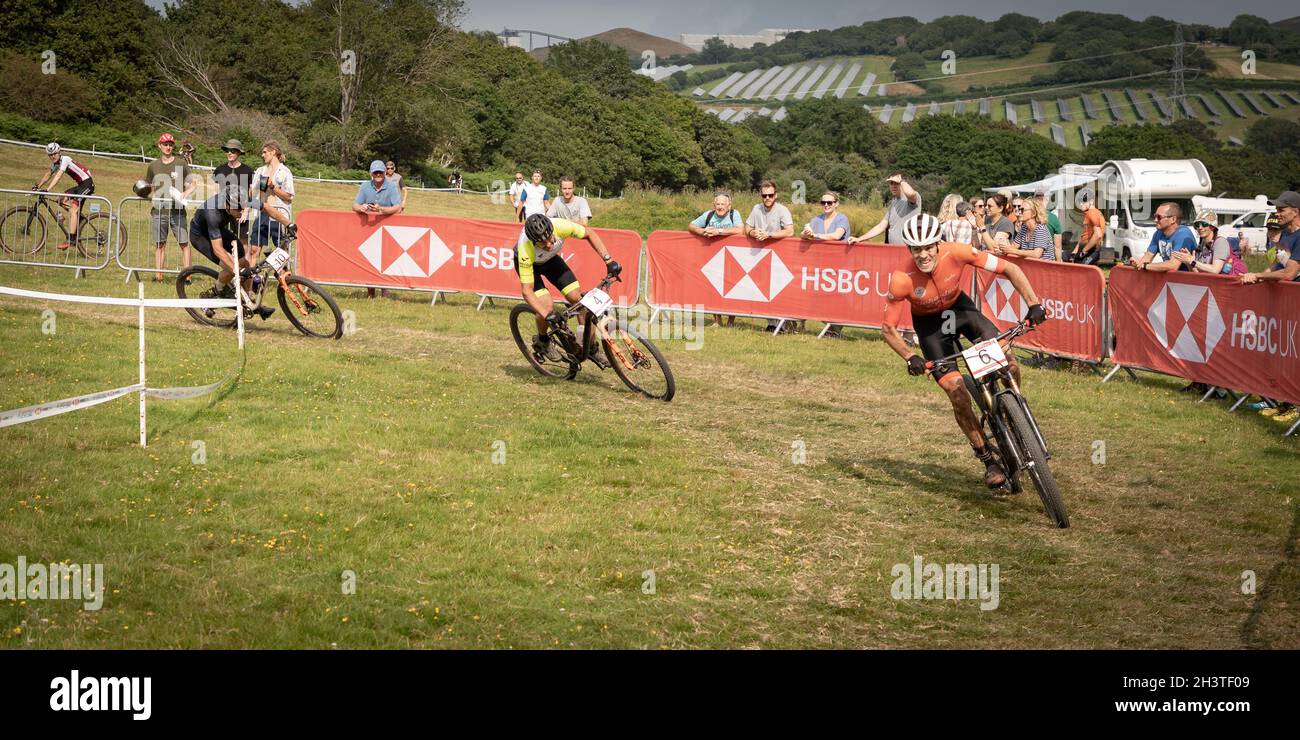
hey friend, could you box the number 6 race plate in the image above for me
[579,288,613,317]
[962,339,1009,379]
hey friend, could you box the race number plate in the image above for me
[266,247,291,272]
[579,288,613,317]
[962,339,1009,379]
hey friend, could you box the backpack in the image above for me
[699,209,735,229]
[1223,237,1248,276]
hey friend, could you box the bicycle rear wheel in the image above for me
[75,212,117,262]
[601,318,675,401]
[509,303,578,379]
[999,397,1069,528]
[0,206,46,255]
[177,265,237,328]
[278,275,343,339]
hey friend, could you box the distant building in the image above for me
[679,28,811,51]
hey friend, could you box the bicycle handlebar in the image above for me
[923,321,1033,371]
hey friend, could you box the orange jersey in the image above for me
[883,242,1006,326]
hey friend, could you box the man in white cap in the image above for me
[353,159,402,297]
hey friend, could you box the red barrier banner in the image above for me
[1109,268,1300,405]
[645,231,967,329]
[972,258,1106,362]
[296,210,642,304]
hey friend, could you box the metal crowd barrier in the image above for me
[115,196,213,283]
[0,187,119,275]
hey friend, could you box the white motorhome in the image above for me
[995,159,1213,263]
[1190,194,1274,254]
[1064,159,1213,262]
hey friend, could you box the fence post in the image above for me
[138,281,146,447]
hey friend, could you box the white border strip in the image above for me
[0,285,237,309]
[0,384,142,428]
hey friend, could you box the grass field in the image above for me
[2,146,1298,649]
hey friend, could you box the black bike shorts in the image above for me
[190,230,249,266]
[65,180,94,197]
[912,292,999,384]
[515,250,579,297]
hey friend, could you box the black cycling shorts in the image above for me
[65,179,94,197]
[514,249,579,297]
[190,227,248,267]
[912,292,999,383]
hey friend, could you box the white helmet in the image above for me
[45,142,61,156]
[900,212,943,247]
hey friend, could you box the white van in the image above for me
[1190,195,1274,254]
[998,159,1213,263]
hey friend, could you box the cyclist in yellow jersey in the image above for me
[517,213,621,361]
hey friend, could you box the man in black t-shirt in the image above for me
[213,139,256,242]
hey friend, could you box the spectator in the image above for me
[1129,202,1196,272]
[1242,191,1300,285]
[850,171,920,244]
[1180,210,1231,274]
[250,140,295,262]
[803,191,850,336]
[146,133,200,282]
[1262,214,1286,270]
[448,167,462,192]
[975,193,1015,251]
[998,198,1055,260]
[546,176,592,226]
[1035,189,1063,259]
[508,172,525,222]
[353,160,401,298]
[746,181,796,333]
[1067,191,1105,264]
[384,161,409,213]
[519,169,549,218]
[937,193,974,245]
[213,139,254,243]
[688,192,743,238]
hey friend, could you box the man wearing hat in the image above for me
[213,139,255,243]
[1241,192,1300,285]
[1178,209,1235,274]
[352,159,402,297]
[1263,214,1286,270]
[144,133,199,281]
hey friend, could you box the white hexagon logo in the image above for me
[1146,283,1225,363]
[358,226,453,278]
[700,246,793,302]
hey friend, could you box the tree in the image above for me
[1244,118,1300,160]
[1081,123,1210,162]
[892,114,1069,197]
[698,37,734,65]
[544,39,653,99]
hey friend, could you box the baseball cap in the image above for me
[158,133,175,144]
[1267,191,1300,209]
[369,160,386,174]
[221,139,244,153]
[1266,214,1283,229]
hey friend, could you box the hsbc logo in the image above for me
[358,226,453,278]
[701,246,793,302]
[984,278,1027,323]
[1146,283,1225,363]
[984,278,1095,325]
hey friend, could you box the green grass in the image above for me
[2,146,1298,649]
[923,44,1055,94]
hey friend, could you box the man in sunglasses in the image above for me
[745,181,795,333]
[1127,202,1195,272]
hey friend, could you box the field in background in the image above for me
[1,147,1297,649]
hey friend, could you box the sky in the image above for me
[460,1,1294,41]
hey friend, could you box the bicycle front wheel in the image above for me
[999,397,1069,528]
[177,265,237,328]
[0,206,46,255]
[601,318,675,401]
[278,275,343,339]
[509,303,578,379]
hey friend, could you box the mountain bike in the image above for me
[509,274,675,401]
[928,321,1069,528]
[0,188,122,260]
[175,239,344,339]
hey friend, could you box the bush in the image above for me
[0,51,100,123]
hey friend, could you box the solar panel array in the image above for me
[1241,92,1267,115]
[707,72,743,98]
[1263,91,1285,108]
[979,98,990,116]
[1031,100,1045,123]
[1081,94,1098,120]
[1080,122,1092,146]
[878,104,894,124]
[792,64,827,100]
[1125,89,1149,120]
[901,103,917,123]
[833,62,862,98]
[1102,90,1123,119]
[1216,90,1246,118]
[1050,124,1065,146]
[1005,101,1018,124]
[812,62,844,99]
[1198,94,1223,118]
[1057,98,1072,121]
[1148,91,1173,119]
